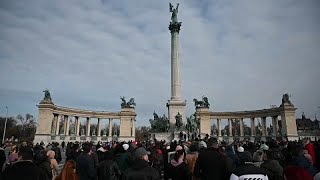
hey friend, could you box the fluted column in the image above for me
[86,117,90,136]
[228,119,233,136]
[64,115,69,135]
[217,119,221,136]
[97,118,101,136]
[108,119,112,137]
[131,118,135,137]
[75,116,80,136]
[272,116,278,136]
[55,114,59,135]
[251,117,255,136]
[261,117,266,136]
[240,118,244,136]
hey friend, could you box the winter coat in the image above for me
[122,159,161,180]
[76,153,97,180]
[98,160,121,180]
[305,143,316,165]
[230,163,269,180]
[115,153,130,173]
[260,160,284,180]
[1,160,48,180]
[194,148,228,180]
[166,160,192,180]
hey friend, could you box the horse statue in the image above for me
[43,89,52,101]
[193,96,210,108]
[120,97,136,108]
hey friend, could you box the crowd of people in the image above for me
[0,137,319,180]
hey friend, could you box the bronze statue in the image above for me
[282,93,291,104]
[193,96,210,108]
[175,112,183,131]
[169,3,179,23]
[43,89,52,101]
[120,96,136,108]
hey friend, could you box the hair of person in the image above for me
[59,160,77,180]
[265,149,279,160]
[189,144,199,152]
[174,149,184,162]
[47,150,55,159]
[18,147,34,160]
[82,143,92,153]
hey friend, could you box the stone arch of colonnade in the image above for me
[34,98,136,143]
[196,96,299,142]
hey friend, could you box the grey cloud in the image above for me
[0,0,319,126]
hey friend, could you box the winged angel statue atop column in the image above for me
[169,3,179,23]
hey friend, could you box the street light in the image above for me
[2,107,8,144]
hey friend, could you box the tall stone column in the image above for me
[86,117,90,136]
[272,116,278,136]
[64,115,69,136]
[217,119,221,136]
[167,10,186,127]
[251,117,255,136]
[131,118,135,137]
[228,119,233,136]
[108,119,112,137]
[261,117,266,136]
[97,118,101,136]
[240,118,244,136]
[75,116,80,136]
[55,114,60,135]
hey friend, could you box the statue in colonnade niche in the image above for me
[51,118,56,135]
[81,128,85,136]
[120,96,136,108]
[92,128,96,136]
[69,124,75,135]
[102,128,107,136]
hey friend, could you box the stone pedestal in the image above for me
[280,103,298,140]
[167,100,187,127]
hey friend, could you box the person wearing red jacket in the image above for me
[304,138,316,165]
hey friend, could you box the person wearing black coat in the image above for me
[98,152,121,180]
[34,149,52,180]
[2,147,48,180]
[76,143,97,180]
[194,138,229,180]
[166,149,192,180]
[122,147,160,180]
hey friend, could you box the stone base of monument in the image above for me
[150,132,174,142]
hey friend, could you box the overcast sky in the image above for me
[0,0,319,127]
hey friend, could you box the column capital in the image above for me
[169,22,182,33]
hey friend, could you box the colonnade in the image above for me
[52,115,120,137]
[195,99,299,141]
[35,100,136,143]
[212,116,279,137]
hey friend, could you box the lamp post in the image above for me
[2,107,8,144]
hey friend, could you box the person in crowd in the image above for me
[2,147,48,180]
[0,144,6,171]
[122,147,161,180]
[303,138,316,165]
[151,147,163,177]
[219,146,236,177]
[252,150,264,167]
[284,143,318,179]
[166,145,191,180]
[47,150,59,179]
[52,143,62,164]
[225,145,239,170]
[76,143,97,180]
[114,143,131,174]
[230,151,268,180]
[67,143,81,161]
[55,160,78,180]
[260,149,284,180]
[61,141,66,152]
[35,149,53,180]
[97,150,121,180]
[194,137,228,180]
[185,143,199,180]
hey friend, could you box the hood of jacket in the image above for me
[261,160,283,174]
[130,159,150,170]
